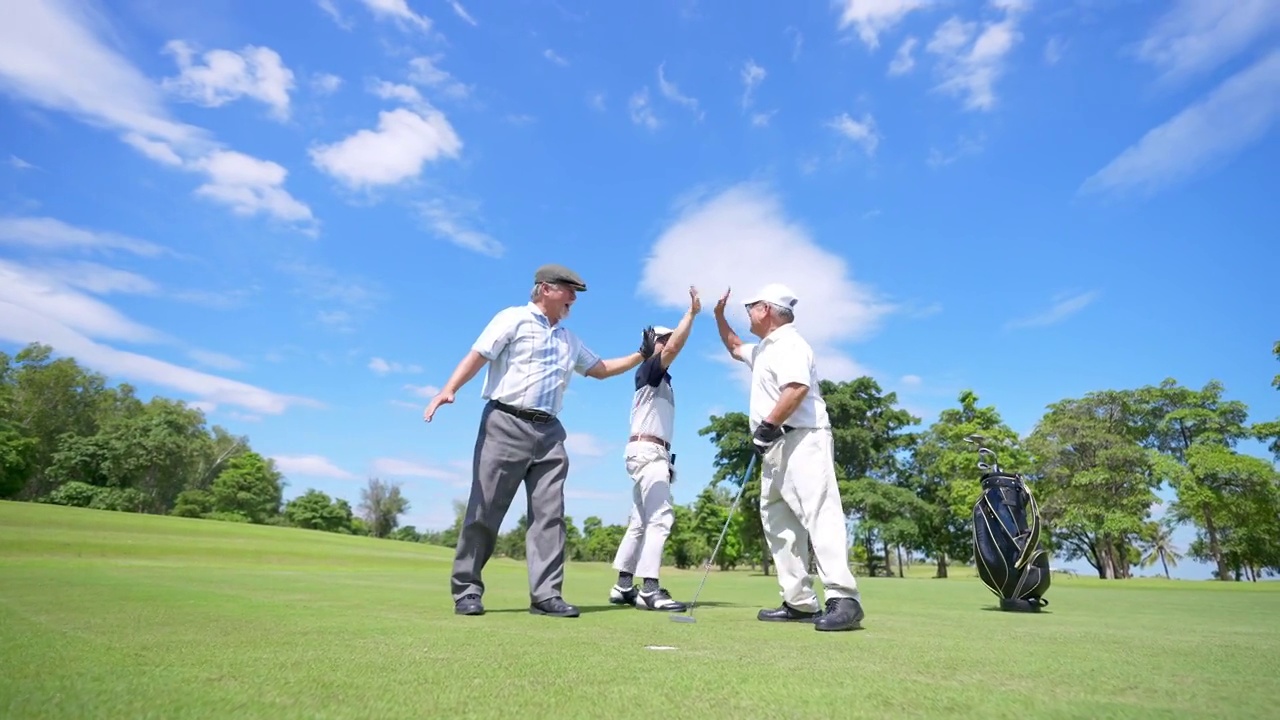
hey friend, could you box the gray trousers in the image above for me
[451,401,571,604]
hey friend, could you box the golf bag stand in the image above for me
[965,435,1051,612]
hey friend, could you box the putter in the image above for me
[670,452,757,624]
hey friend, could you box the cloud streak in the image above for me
[1081,49,1280,198]
[1005,290,1100,329]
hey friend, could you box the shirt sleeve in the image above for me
[771,340,813,388]
[573,338,602,375]
[471,308,519,360]
[734,342,758,367]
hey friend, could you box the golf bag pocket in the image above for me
[972,472,1050,611]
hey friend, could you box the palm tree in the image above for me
[1139,521,1183,579]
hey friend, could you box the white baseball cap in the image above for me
[743,282,799,310]
[652,325,675,337]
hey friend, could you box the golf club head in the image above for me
[669,614,696,623]
[964,433,988,447]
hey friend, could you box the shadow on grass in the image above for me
[979,606,1054,615]
[483,601,746,615]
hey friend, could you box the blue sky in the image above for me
[1,0,1277,580]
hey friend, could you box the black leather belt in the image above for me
[490,400,556,423]
[629,434,671,450]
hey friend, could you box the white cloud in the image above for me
[193,150,316,227]
[447,0,477,25]
[1080,49,1280,197]
[900,374,923,387]
[925,1,1027,111]
[588,92,606,112]
[1044,36,1065,66]
[272,454,358,480]
[368,357,423,374]
[404,383,441,398]
[637,182,897,383]
[889,36,918,75]
[0,216,172,257]
[0,260,161,343]
[927,133,985,167]
[187,348,246,371]
[565,433,609,458]
[309,107,462,189]
[751,111,777,127]
[9,155,37,170]
[370,457,466,485]
[161,40,295,121]
[408,56,471,100]
[657,63,704,121]
[1005,290,1100,329]
[0,1,315,229]
[312,72,343,94]
[32,260,159,296]
[827,112,881,156]
[835,0,929,50]
[1135,0,1280,84]
[0,259,316,415]
[629,87,660,130]
[417,197,504,257]
[356,0,433,33]
[544,49,569,66]
[741,59,765,107]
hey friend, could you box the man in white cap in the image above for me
[710,282,864,632]
[609,286,701,611]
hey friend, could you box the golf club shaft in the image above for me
[686,452,756,612]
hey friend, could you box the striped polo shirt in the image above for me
[471,302,602,416]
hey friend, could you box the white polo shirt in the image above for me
[471,302,602,416]
[735,324,830,431]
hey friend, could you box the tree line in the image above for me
[3,340,1278,581]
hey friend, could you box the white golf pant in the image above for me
[612,441,674,580]
[759,427,861,612]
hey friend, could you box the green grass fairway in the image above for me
[2,501,1278,719]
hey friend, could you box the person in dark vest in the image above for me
[609,286,701,611]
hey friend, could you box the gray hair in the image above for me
[765,302,794,323]
[530,282,549,302]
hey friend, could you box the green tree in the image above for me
[1253,341,1280,461]
[209,452,285,523]
[905,390,1027,578]
[1138,519,1183,579]
[1024,390,1162,579]
[283,489,356,533]
[358,477,409,538]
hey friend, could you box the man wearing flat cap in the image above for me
[608,285,700,612]
[424,263,658,618]
[711,282,865,632]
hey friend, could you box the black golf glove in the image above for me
[752,421,784,457]
[639,325,657,359]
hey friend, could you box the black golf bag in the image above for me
[972,470,1051,612]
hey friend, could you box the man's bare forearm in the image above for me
[587,351,645,379]
[765,383,808,426]
[442,351,488,393]
[715,312,742,357]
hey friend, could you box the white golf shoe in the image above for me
[636,587,687,612]
[609,583,638,606]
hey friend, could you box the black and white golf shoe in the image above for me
[636,587,687,612]
[609,583,638,606]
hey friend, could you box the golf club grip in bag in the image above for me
[972,471,1050,611]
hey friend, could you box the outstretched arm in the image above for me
[423,350,488,422]
[713,287,745,361]
[658,286,701,369]
[585,351,646,379]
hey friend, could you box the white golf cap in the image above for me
[742,282,799,310]
[652,325,675,337]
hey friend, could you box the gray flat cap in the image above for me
[534,263,587,291]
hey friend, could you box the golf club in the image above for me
[670,451,757,624]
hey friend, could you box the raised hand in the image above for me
[639,325,657,359]
[689,286,702,315]
[713,287,731,316]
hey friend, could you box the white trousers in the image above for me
[612,440,674,580]
[759,426,860,612]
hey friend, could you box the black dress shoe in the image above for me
[814,597,864,632]
[455,593,484,616]
[757,602,821,623]
[530,596,580,617]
